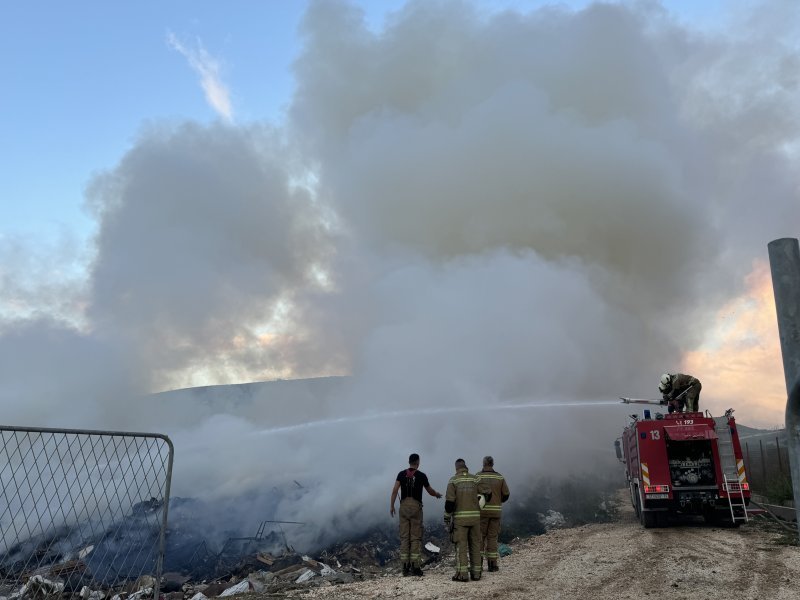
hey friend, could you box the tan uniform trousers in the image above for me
[480,515,501,564]
[684,384,701,412]
[398,498,423,567]
[453,520,482,578]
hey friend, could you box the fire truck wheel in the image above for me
[630,483,640,517]
[640,509,659,528]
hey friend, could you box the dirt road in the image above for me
[286,493,799,600]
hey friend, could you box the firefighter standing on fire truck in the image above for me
[444,458,491,582]
[659,373,702,413]
[477,456,510,572]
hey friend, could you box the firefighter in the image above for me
[444,458,491,582]
[477,456,509,572]
[659,373,702,413]
[390,453,442,576]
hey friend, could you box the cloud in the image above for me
[683,261,786,427]
[167,31,234,122]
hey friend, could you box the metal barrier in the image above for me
[0,427,174,598]
[743,436,791,492]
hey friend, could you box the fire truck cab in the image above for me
[616,409,751,528]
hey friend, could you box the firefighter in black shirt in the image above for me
[390,453,442,576]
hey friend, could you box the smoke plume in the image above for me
[1,0,798,549]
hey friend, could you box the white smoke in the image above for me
[1,0,798,549]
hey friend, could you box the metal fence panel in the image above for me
[0,427,173,598]
[743,438,791,496]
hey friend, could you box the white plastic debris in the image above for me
[424,542,440,554]
[78,545,95,560]
[189,593,208,600]
[79,586,105,600]
[128,588,152,600]
[295,569,316,584]
[319,562,336,576]
[219,580,249,597]
[17,576,65,599]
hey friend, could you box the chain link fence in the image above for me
[743,436,793,504]
[0,427,173,598]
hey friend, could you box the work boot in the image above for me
[411,566,424,577]
[470,572,481,581]
[489,561,499,572]
[452,575,468,582]
[402,563,410,577]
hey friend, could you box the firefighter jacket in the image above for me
[664,373,700,401]
[445,469,491,526]
[477,469,509,517]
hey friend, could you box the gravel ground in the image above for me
[277,491,799,600]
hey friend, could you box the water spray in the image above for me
[255,399,623,436]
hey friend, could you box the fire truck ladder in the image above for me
[714,416,748,524]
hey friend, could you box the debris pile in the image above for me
[1,478,621,598]
[1,520,448,599]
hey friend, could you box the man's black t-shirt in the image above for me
[396,468,429,503]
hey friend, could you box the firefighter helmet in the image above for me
[658,373,672,393]
[478,494,486,509]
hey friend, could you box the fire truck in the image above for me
[615,405,753,528]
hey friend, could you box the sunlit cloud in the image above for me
[684,261,785,428]
[167,31,234,122]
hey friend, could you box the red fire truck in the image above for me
[615,406,753,528]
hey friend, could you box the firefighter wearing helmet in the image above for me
[444,459,492,581]
[659,373,702,412]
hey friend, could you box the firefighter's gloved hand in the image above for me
[443,514,451,526]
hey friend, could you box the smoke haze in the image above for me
[1,0,798,548]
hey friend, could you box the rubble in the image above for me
[294,570,315,584]
[2,477,622,598]
[79,586,105,600]
[218,580,248,597]
[11,575,65,599]
[246,571,274,592]
[127,586,153,600]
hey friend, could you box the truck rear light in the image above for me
[644,485,669,494]
[724,482,749,492]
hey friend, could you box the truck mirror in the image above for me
[614,439,623,461]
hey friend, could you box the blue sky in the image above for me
[1,0,725,247]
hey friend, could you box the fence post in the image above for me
[745,441,752,488]
[768,238,800,539]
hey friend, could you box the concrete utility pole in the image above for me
[767,237,800,536]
